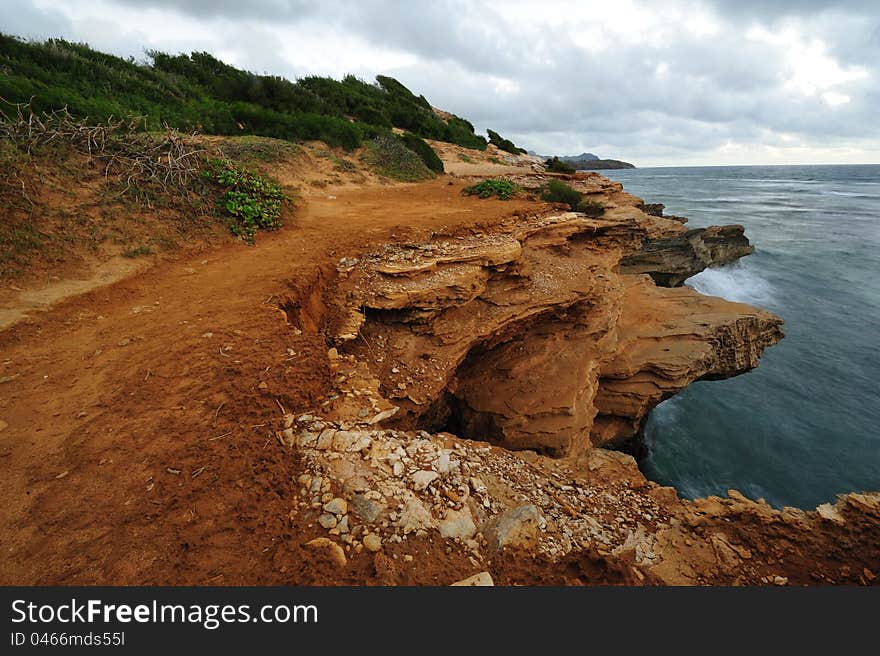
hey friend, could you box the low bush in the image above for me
[365,134,434,181]
[398,132,444,173]
[463,178,520,200]
[445,116,488,150]
[577,199,605,217]
[541,179,582,209]
[487,128,526,155]
[204,158,285,242]
[544,156,575,173]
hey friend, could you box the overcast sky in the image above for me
[3,0,880,166]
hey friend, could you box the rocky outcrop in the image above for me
[590,277,784,445]
[619,224,754,286]
[328,192,780,458]
[282,412,880,585]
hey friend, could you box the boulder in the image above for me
[484,504,543,552]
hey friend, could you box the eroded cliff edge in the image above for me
[273,170,880,585]
[323,173,782,457]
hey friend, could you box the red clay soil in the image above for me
[0,179,573,585]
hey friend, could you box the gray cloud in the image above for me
[0,1,72,40]
[3,0,879,164]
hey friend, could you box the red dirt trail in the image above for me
[1,180,598,585]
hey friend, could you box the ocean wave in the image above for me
[818,190,879,199]
[685,261,775,306]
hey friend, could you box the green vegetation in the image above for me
[464,178,520,200]
[365,135,435,182]
[0,34,494,153]
[540,180,606,216]
[122,244,154,258]
[577,199,606,217]
[398,132,444,173]
[447,117,488,150]
[544,156,576,173]
[215,136,300,164]
[204,158,285,242]
[487,129,526,155]
[541,179,582,209]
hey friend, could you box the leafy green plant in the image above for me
[541,179,582,210]
[463,178,520,200]
[365,135,434,181]
[204,157,285,242]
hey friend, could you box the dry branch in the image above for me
[0,99,207,197]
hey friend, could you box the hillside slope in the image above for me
[0,34,524,154]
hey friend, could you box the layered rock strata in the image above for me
[326,192,782,458]
[619,224,754,286]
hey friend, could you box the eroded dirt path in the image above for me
[0,179,547,584]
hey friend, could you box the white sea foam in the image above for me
[686,261,775,306]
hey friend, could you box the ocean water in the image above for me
[601,165,880,509]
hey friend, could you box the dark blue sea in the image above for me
[602,164,880,508]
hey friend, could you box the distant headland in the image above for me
[532,151,636,170]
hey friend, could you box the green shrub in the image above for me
[204,158,285,242]
[445,116,488,150]
[0,35,496,155]
[398,132,444,173]
[541,179,582,210]
[545,156,576,173]
[365,135,434,182]
[463,178,520,200]
[487,129,526,155]
[577,199,605,217]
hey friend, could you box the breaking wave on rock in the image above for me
[685,260,775,307]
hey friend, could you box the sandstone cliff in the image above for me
[323,173,782,458]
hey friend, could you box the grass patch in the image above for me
[0,223,42,277]
[331,156,358,173]
[216,136,300,164]
[458,154,473,163]
[365,135,435,182]
[463,178,520,200]
[122,244,153,258]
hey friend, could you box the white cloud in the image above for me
[6,0,880,164]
